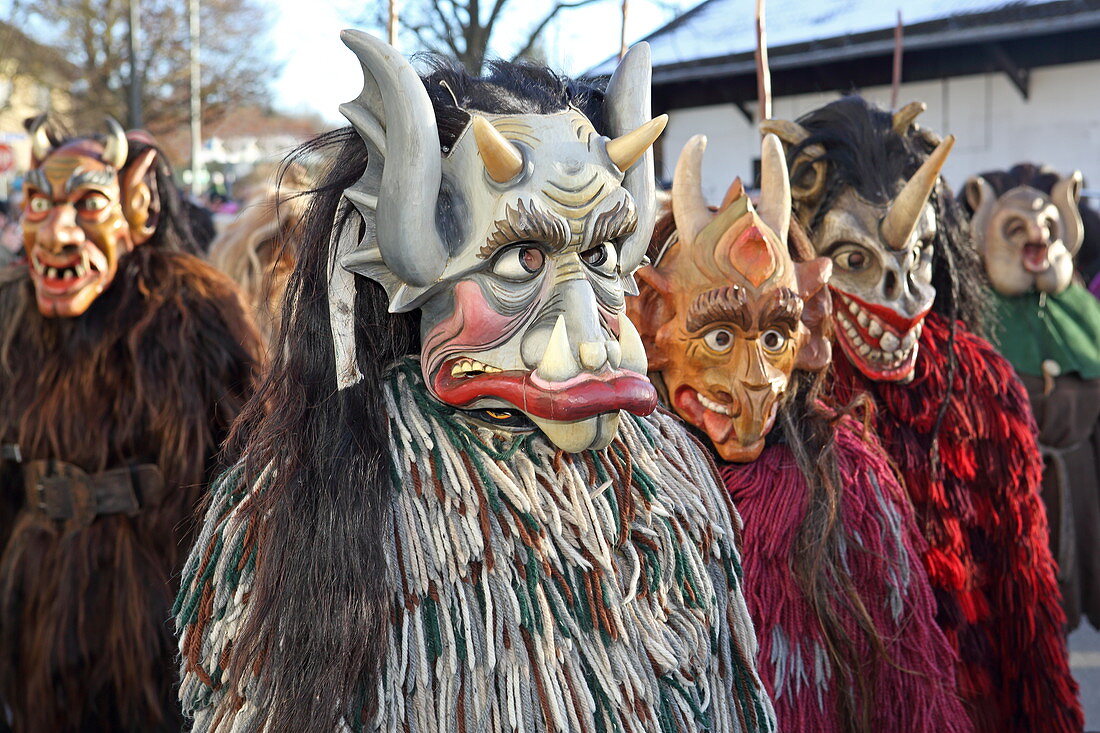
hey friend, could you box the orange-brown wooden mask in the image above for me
[22,117,157,318]
[629,134,830,462]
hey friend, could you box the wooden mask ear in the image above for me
[627,265,674,370]
[793,256,833,372]
[120,147,158,245]
[759,119,828,213]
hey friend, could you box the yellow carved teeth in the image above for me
[450,358,503,378]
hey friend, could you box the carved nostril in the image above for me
[579,341,607,370]
[883,270,899,298]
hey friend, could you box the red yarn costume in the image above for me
[722,416,968,732]
[830,312,1083,732]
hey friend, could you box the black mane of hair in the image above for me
[966,162,1060,201]
[791,95,988,336]
[218,57,609,731]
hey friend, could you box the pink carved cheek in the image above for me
[422,280,529,375]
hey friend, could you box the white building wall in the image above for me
[660,60,1100,202]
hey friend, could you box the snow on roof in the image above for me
[588,0,1079,76]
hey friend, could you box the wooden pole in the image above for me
[754,0,770,122]
[388,0,398,47]
[619,0,628,60]
[891,10,903,109]
[127,0,142,128]
[189,0,202,197]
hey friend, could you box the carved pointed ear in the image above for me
[120,147,158,245]
[793,256,833,372]
[759,118,827,212]
[1052,171,1084,254]
[964,175,997,254]
[628,265,674,369]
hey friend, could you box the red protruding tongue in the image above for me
[432,364,657,421]
[674,387,734,443]
[832,287,929,334]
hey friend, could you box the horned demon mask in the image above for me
[330,33,667,452]
[22,117,158,318]
[629,134,830,462]
[966,169,1083,296]
[763,103,955,383]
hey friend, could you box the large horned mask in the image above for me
[966,170,1083,296]
[332,32,667,452]
[22,116,158,318]
[628,134,830,462]
[762,103,954,383]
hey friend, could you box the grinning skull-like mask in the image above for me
[21,117,158,318]
[330,32,667,452]
[965,170,1083,296]
[629,135,830,462]
[763,103,955,383]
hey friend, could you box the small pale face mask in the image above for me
[966,173,1083,296]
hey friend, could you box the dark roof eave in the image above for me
[647,9,1100,85]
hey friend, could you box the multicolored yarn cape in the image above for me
[175,360,777,732]
[720,416,969,733]
[830,312,1083,732]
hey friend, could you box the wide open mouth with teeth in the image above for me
[1022,242,1050,273]
[832,289,923,382]
[30,247,101,296]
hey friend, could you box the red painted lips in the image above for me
[432,359,658,421]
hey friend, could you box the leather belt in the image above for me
[19,458,166,525]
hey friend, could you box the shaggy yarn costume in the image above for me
[176,360,776,732]
[721,416,968,733]
[830,312,1082,732]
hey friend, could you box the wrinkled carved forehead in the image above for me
[27,140,118,196]
[446,108,637,251]
[814,188,935,254]
[996,186,1056,215]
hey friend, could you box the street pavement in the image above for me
[1071,624,1100,730]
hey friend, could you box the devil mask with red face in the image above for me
[764,102,955,383]
[629,134,831,462]
[22,117,158,318]
[330,33,667,452]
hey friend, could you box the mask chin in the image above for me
[529,413,621,453]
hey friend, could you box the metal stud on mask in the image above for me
[330,32,667,452]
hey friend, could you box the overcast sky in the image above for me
[270,0,692,123]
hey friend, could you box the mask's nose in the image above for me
[36,205,83,254]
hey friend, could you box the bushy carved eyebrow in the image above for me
[24,169,50,194]
[66,167,116,195]
[761,288,803,330]
[480,198,570,258]
[590,198,637,245]
[687,286,749,332]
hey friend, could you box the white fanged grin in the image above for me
[449,358,504,378]
[834,291,922,372]
[31,249,98,293]
[696,392,731,416]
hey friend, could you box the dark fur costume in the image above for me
[174,59,775,732]
[796,98,1082,731]
[0,139,261,731]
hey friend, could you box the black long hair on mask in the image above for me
[213,57,609,731]
[789,95,988,448]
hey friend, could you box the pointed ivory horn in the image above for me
[671,134,713,249]
[892,101,927,136]
[606,114,668,172]
[757,133,791,243]
[880,134,955,251]
[472,116,523,183]
[102,116,129,169]
[29,114,52,162]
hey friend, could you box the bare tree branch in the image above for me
[512,0,605,62]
